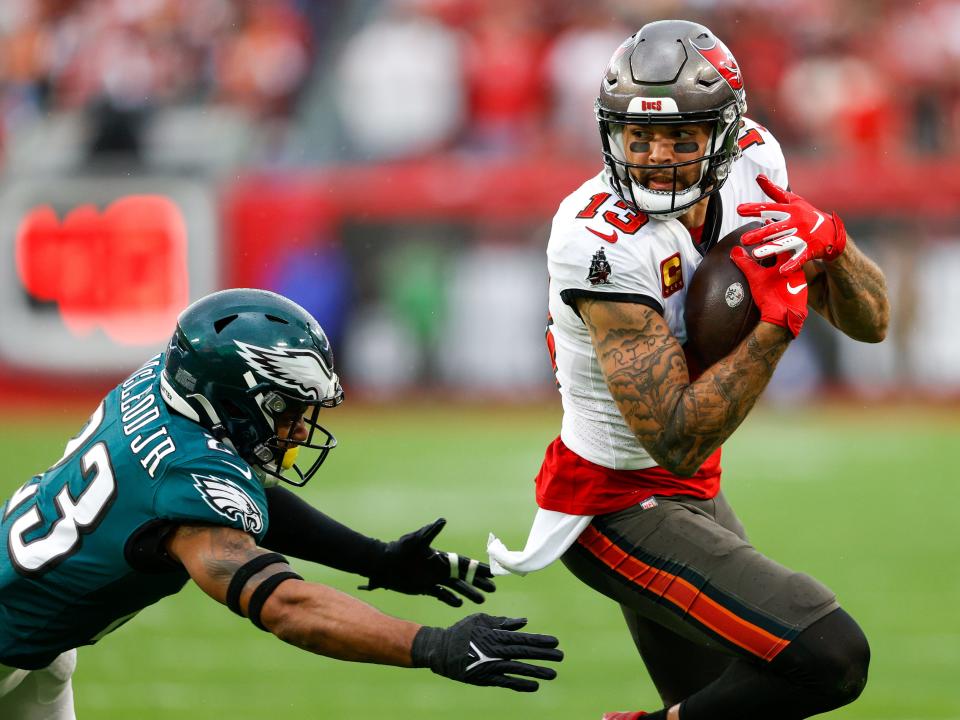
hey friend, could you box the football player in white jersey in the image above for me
[492,19,889,720]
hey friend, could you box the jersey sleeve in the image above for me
[737,118,789,189]
[547,190,675,316]
[154,452,270,544]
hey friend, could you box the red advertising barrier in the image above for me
[16,196,189,346]
[3,157,958,407]
[222,156,960,287]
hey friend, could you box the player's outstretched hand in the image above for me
[359,518,496,607]
[737,174,847,274]
[731,246,808,337]
[412,614,563,692]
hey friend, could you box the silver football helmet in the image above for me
[597,20,747,220]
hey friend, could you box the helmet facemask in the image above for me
[240,377,344,488]
[598,102,741,220]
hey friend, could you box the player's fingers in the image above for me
[730,247,762,278]
[496,660,559,681]
[471,572,496,593]
[448,553,491,587]
[495,643,565,662]
[740,216,791,244]
[416,518,446,546]
[473,562,494,578]
[464,558,494,583]
[495,617,528,632]
[736,201,769,218]
[756,174,791,203]
[779,252,810,275]
[445,578,486,604]
[750,233,804,258]
[486,674,540,693]
[737,200,788,214]
[429,586,463,607]
[490,628,560,648]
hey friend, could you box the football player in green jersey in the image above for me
[0,289,562,719]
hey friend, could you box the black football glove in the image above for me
[359,518,496,607]
[411,614,562,692]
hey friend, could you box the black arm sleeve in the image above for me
[261,485,387,576]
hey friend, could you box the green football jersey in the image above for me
[0,354,270,669]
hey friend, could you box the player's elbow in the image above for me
[257,579,307,641]
[845,315,888,344]
[644,441,702,478]
[864,309,889,343]
[662,460,701,478]
[845,282,890,344]
[861,326,887,344]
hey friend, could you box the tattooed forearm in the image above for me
[807,235,889,343]
[580,298,790,476]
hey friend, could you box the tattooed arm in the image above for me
[804,234,889,343]
[579,298,791,476]
[166,524,420,665]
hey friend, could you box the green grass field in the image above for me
[1,402,958,720]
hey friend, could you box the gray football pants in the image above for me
[561,491,839,705]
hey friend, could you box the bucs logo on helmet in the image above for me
[690,36,744,93]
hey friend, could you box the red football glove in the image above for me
[736,174,847,274]
[730,245,808,337]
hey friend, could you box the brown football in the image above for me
[684,222,762,370]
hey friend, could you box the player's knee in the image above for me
[774,608,870,710]
[813,618,869,708]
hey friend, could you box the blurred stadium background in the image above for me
[0,0,957,718]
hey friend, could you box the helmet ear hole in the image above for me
[213,315,238,334]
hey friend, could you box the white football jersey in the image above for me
[546,119,788,470]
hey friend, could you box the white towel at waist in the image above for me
[487,508,593,576]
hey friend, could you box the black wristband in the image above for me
[248,571,302,631]
[411,625,444,670]
[226,552,289,616]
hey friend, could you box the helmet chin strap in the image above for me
[252,448,297,489]
[634,183,704,221]
[160,373,231,445]
[159,373,200,422]
[243,370,299,486]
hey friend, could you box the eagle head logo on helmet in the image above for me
[233,340,339,403]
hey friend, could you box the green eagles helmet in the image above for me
[160,288,344,487]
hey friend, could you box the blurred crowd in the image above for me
[336,0,960,161]
[0,0,336,169]
[1,0,959,170]
[1,0,957,397]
